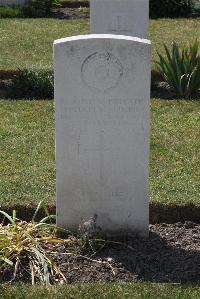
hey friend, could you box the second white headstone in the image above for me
[90,0,149,39]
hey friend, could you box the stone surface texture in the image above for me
[90,0,149,39]
[54,34,151,236]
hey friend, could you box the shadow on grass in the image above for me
[0,69,53,100]
[1,69,199,101]
[151,83,200,101]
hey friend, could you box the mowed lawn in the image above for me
[0,17,200,299]
[0,99,199,207]
[0,18,200,70]
[1,283,200,299]
[0,18,199,207]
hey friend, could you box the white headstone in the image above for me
[90,0,149,39]
[54,34,151,236]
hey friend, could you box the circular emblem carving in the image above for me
[81,52,123,93]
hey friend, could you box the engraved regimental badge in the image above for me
[81,52,123,93]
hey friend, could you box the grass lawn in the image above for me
[0,18,199,70]
[0,99,199,207]
[0,17,199,297]
[0,18,199,208]
[1,283,200,299]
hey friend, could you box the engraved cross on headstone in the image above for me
[109,15,131,33]
[80,130,111,186]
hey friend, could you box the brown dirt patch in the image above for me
[51,7,89,19]
[1,223,200,283]
[56,223,200,283]
[151,82,200,100]
[1,203,200,224]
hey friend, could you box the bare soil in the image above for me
[55,223,200,283]
[50,7,89,19]
[1,203,200,225]
[151,82,200,100]
[1,223,200,284]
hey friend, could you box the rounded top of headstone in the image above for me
[54,34,151,46]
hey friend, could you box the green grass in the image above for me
[0,100,55,206]
[0,19,89,71]
[0,99,199,207]
[0,283,200,299]
[150,100,200,205]
[0,18,199,70]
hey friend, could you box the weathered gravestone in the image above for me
[90,0,149,39]
[54,34,151,236]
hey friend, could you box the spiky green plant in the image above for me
[155,40,200,98]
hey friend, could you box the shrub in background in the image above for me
[150,0,193,18]
[155,40,200,99]
[22,0,53,17]
[0,5,24,18]
[55,0,89,8]
[55,0,196,18]
[9,69,54,99]
[0,0,198,18]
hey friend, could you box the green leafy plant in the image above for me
[9,69,54,100]
[155,40,200,98]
